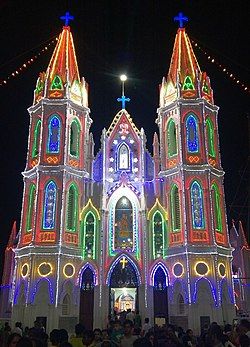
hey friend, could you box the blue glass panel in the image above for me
[48,116,60,153]
[191,181,204,229]
[186,115,199,153]
[43,181,57,229]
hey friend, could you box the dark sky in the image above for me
[0,0,249,278]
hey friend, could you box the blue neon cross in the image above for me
[117,95,130,109]
[60,12,74,26]
[174,12,188,28]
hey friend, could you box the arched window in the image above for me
[167,119,177,157]
[50,75,63,90]
[83,212,96,259]
[67,184,78,231]
[183,76,194,90]
[70,119,80,157]
[186,114,199,153]
[118,143,130,170]
[153,212,164,258]
[211,183,222,233]
[190,181,205,229]
[42,181,57,229]
[47,115,61,153]
[62,294,70,315]
[32,119,41,158]
[114,196,133,251]
[178,294,185,314]
[26,184,36,232]
[170,184,181,231]
[206,118,216,158]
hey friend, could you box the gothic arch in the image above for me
[69,118,81,157]
[149,261,169,287]
[77,262,98,286]
[171,279,188,304]
[59,279,74,305]
[190,180,205,229]
[31,278,54,304]
[185,113,199,153]
[193,277,217,306]
[47,114,61,153]
[166,118,177,157]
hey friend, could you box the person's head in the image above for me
[75,323,85,337]
[123,320,134,336]
[186,329,193,337]
[114,320,122,330]
[239,334,250,347]
[136,310,140,315]
[15,322,20,328]
[239,319,250,334]
[101,341,112,347]
[145,318,149,324]
[50,329,60,346]
[145,332,155,346]
[59,329,68,343]
[82,330,94,346]
[224,324,233,334]
[7,333,21,347]
[16,337,33,347]
[133,337,152,347]
[102,329,109,340]
[209,325,224,345]
[93,329,102,342]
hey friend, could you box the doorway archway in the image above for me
[79,267,95,329]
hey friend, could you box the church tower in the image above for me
[11,14,93,332]
[156,14,235,328]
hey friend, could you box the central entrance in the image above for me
[109,256,139,317]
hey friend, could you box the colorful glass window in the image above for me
[114,196,133,251]
[167,119,177,157]
[118,143,130,170]
[67,184,78,231]
[32,119,41,158]
[170,184,181,231]
[183,76,195,90]
[26,184,36,232]
[153,211,164,258]
[206,118,216,158]
[190,181,205,229]
[211,183,222,233]
[42,181,57,229]
[70,119,80,157]
[50,75,63,90]
[47,115,61,153]
[83,212,96,259]
[186,114,199,153]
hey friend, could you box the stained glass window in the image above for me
[50,75,63,90]
[26,184,36,232]
[183,76,195,90]
[42,181,57,229]
[153,212,164,258]
[170,184,181,231]
[70,119,80,157]
[32,119,41,158]
[114,197,133,251]
[83,212,96,259]
[167,119,177,157]
[206,118,216,158]
[186,114,199,153]
[67,184,78,231]
[191,181,205,229]
[47,115,60,153]
[211,183,222,233]
[118,143,130,170]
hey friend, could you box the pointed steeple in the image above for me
[6,221,17,250]
[34,13,88,107]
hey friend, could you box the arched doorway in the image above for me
[108,257,140,319]
[153,265,169,325]
[79,267,95,329]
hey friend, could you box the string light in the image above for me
[191,38,250,94]
[0,37,58,86]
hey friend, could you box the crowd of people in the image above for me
[0,315,249,347]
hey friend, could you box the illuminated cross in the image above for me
[60,11,74,26]
[174,12,188,28]
[117,95,130,109]
[120,256,128,269]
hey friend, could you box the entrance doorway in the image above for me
[109,257,139,318]
[79,267,94,329]
[153,265,169,324]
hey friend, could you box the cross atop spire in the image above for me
[174,12,188,28]
[60,11,74,26]
[117,74,130,109]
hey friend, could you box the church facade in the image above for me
[0,16,242,333]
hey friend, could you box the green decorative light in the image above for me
[35,78,44,94]
[32,119,41,158]
[183,75,195,90]
[202,81,210,94]
[206,118,216,158]
[50,75,63,90]
[26,184,36,233]
[152,211,165,259]
[167,119,177,157]
[170,184,181,231]
[66,183,78,232]
[211,183,222,233]
[70,119,80,157]
[83,212,96,259]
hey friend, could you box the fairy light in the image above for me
[0,37,58,86]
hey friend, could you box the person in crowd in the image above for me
[59,330,69,345]
[101,330,109,342]
[239,320,250,338]
[133,337,152,347]
[182,329,197,347]
[82,330,95,347]
[239,334,250,347]
[70,324,85,347]
[141,318,151,337]
[60,343,73,347]
[49,329,60,346]
[6,333,21,347]
[208,324,226,347]
[93,329,102,346]
[16,337,33,347]
[125,310,135,323]
[134,311,141,331]
[145,332,156,347]
[110,320,123,346]
[12,323,22,337]
[120,320,138,347]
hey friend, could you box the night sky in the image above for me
[0,0,249,279]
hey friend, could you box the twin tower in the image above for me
[1,14,235,332]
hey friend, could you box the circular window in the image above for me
[38,262,52,277]
[173,263,184,277]
[63,263,75,278]
[218,263,226,277]
[195,262,209,276]
[21,263,29,278]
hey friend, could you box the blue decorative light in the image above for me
[191,181,205,229]
[117,95,130,109]
[43,181,57,229]
[186,114,199,153]
[60,11,74,26]
[174,12,188,28]
[48,115,60,153]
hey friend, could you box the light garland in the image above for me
[0,37,58,86]
[191,37,250,94]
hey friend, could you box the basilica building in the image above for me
[1,13,248,333]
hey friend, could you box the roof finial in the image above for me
[174,12,188,28]
[60,11,74,26]
[117,74,130,109]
